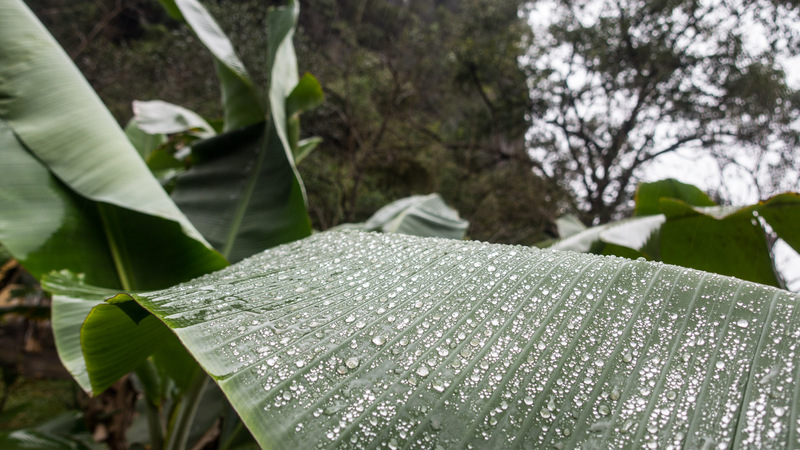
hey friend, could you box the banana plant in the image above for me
[543,179,800,289]
[52,229,800,448]
[133,0,324,263]
[5,0,800,448]
[0,0,320,447]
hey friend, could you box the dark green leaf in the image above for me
[286,73,324,118]
[755,193,800,254]
[634,179,716,216]
[659,199,781,287]
[80,296,174,395]
[171,123,311,262]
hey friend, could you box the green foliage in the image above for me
[0,0,320,446]
[68,230,800,448]
[5,1,800,448]
[289,0,564,242]
[335,193,470,240]
[546,179,800,288]
[129,0,322,263]
[0,0,228,292]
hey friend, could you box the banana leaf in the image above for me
[335,194,469,240]
[545,180,799,288]
[633,178,716,216]
[164,0,314,262]
[0,0,228,395]
[76,230,800,448]
[0,0,227,290]
[131,100,216,138]
[170,122,311,263]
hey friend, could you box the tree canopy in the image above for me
[524,0,800,224]
[291,0,565,244]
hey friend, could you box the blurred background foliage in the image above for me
[26,0,567,246]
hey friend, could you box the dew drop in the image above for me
[736,319,749,328]
[417,366,430,377]
[598,404,610,416]
[524,396,534,406]
[372,335,386,346]
[715,361,725,370]
[345,357,359,369]
[537,341,546,351]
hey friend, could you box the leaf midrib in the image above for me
[221,123,269,259]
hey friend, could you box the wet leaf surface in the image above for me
[112,231,798,448]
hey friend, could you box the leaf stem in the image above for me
[133,361,164,449]
[97,204,133,291]
[164,366,209,450]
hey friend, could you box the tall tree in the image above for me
[290,0,566,244]
[524,0,800,224]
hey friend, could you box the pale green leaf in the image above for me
[337,194,469,239]
[0,1,209,247]
[294,136,322,165]
[548,214,664,255]
[99,231,800,448]
[554,213,587,239]
[0,1,227,291]
[131,100,215,138]
[124,120,167,161]
[47,273,118,393]
[267,1,305,196]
